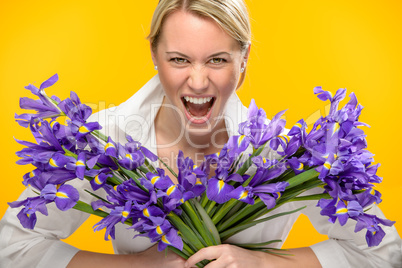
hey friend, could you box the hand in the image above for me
[184,244,269,268]
[135,244,186,268]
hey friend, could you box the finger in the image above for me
[185,246,221,268]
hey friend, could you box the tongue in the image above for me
[187,102,210,117]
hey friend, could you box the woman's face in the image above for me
[152,10,249,136]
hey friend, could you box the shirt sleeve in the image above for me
[0,178,94,268]
[294,188,402,268]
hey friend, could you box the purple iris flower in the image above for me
[108,179,156,205]
[157,228,183,251]
[239,99,286,149]
[117,136,157,170]
[58,91,92,124]
[176,151,207,197]
[41,184,79,211]
[126,135,158,162]
[318,198,362,226]
[104,137,118,158]
[15,74,63,127]
[314,87,346,119]
[141,169,173,192]
[228,164,288,208]
[8,197,49,229]
[65,152,87,179]
[287,157,305,175]
[207,168,245,204]
[226,135,251,158]
[93,214,122,240]
[90,171,113,191]
[142,217,173,243]
[354,214,395,247]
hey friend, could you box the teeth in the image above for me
[184,96,212,104]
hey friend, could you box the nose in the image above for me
[187,65,209,93]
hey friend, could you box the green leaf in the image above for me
[232,239,282,248]
[119,167,148,192]
[73,200,109,218]
[193,200,221,245]
[285,168,319,189]
[220,206,306,241]
[167,212,205,251]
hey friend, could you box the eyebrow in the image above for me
[166,51,233,58]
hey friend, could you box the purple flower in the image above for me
[229,165,288,208]
[41,184,79,211]
[15,74,63,127]
[354,214,395,247]
[239,100,286,149]
[90,171,113,191]
[8,197,49,229]
[207,169,245,204]
[157,228,183,251]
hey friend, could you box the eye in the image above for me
[209,58,226,64]
[171,57,189,64]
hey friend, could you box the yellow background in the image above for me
[1,0,401,254]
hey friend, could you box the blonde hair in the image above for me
[148,0,251,88]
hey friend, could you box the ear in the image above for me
[243,42,251,65]
[150,42,157,66]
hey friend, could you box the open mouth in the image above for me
[182,96,215,119]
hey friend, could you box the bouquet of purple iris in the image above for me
[9,74,395,266]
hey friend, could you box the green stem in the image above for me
[211,199,238,225]
[181,201,214,246]
[220,206,306,241]
[167,212,205,251]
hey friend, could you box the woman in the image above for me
[1,0,401,267]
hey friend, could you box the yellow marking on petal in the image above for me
[370,189,375,195]
[29,171,35,178]
[104,142,115,151]
[114,185,118,191]
[167,185,176,196]
[180,198,184,203]
[316,124,322,130]
[196,181,202,185]
[237,135,246,146]
[332,122,340,135]
[94,175,102,185]
[372,231,377,235]
[323,162,331,170]
[76,160,85,167]
[239,190,249,200]
[336,208,348,214]
[296,163,304,171]
[262,157,267,164]
[156,225,163,235]
[143,208,150,218]
[161,234,170,244]
[49,158,58,167]
[122,211,129,218]
[279,135,290,144]
[50,121,57,128]
[78,125,90,133]
[295,122,302,129]
[125,154,133,161]
[276,192,282,199]
[56,191,68,199]
[151,176,160,185]
[193,164,198,169]
[218,180,225,193]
